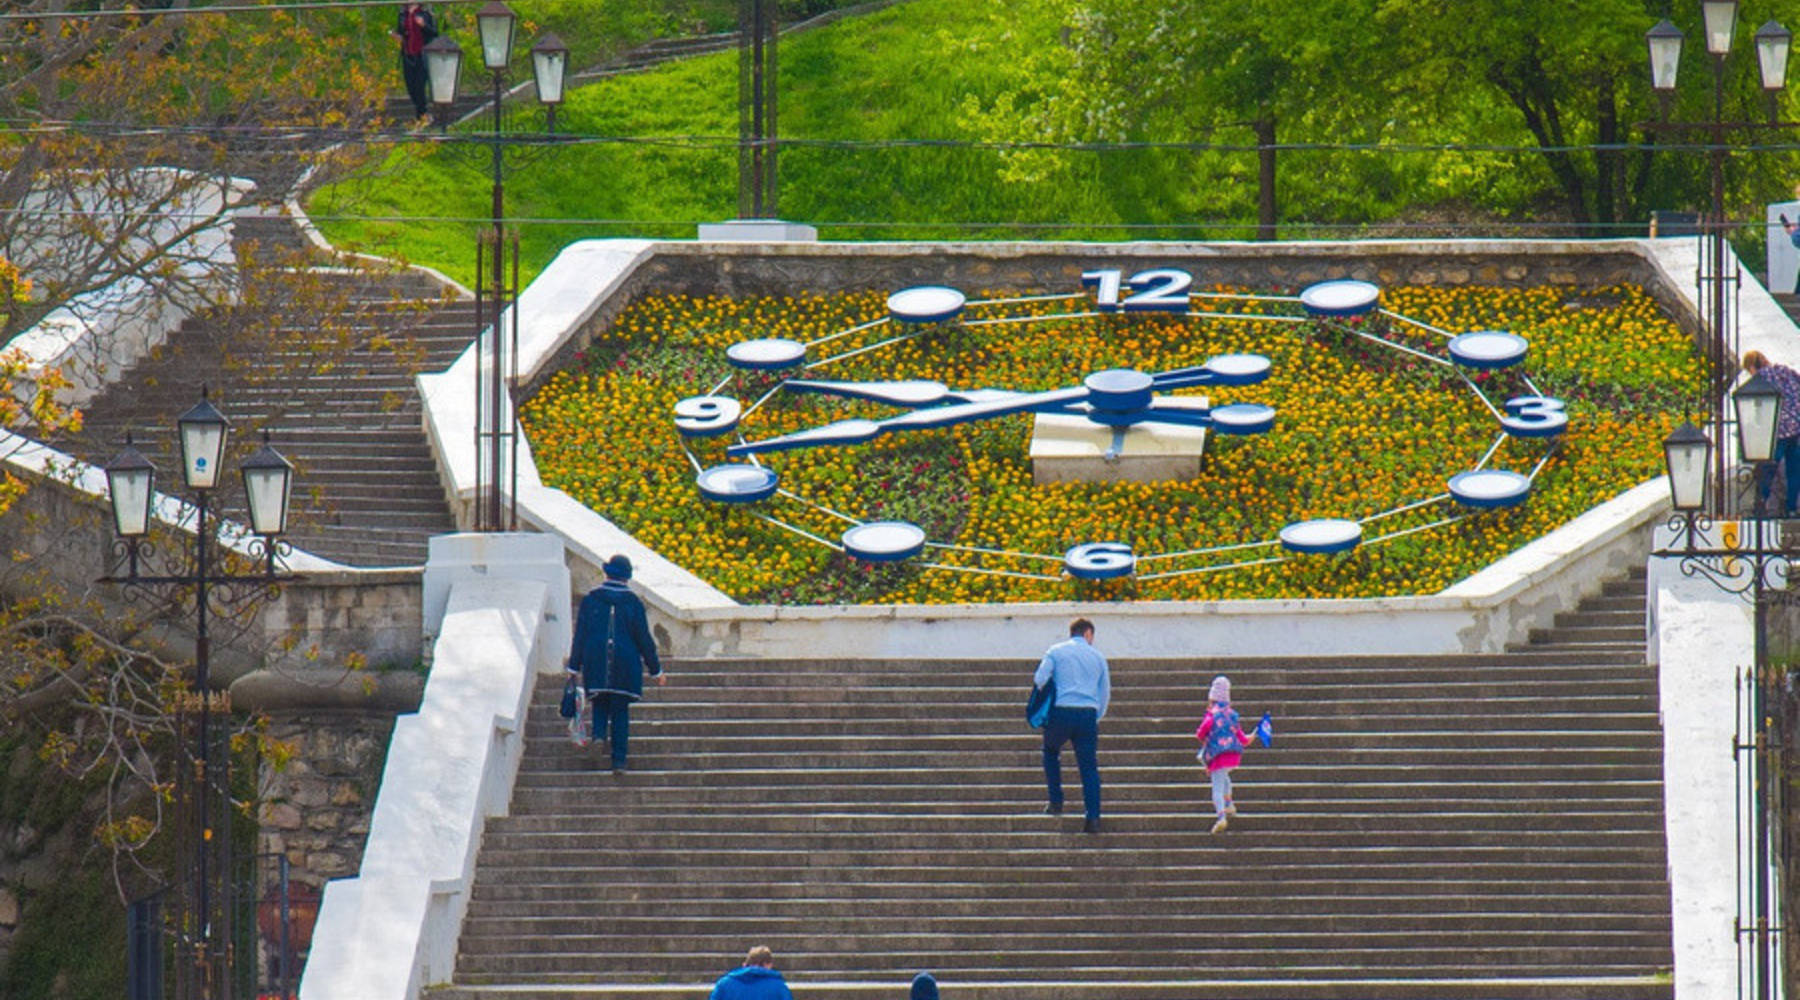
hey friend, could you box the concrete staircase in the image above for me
[429,570,1672,1000]
[65,212,468,567]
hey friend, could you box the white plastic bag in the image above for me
[567,694,591,747]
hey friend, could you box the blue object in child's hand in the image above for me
[1256,711,1274,747]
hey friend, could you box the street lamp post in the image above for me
[1645,3,1793,517]
[102,395,299,1000]
[1647,10,1798,996]
[421,3,569,532]
[1659,410,1790,1000]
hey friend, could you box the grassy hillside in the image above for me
[306,0,1615,287]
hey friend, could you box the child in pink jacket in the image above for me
[1195,675,1267,834]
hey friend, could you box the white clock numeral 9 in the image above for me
[1081,268,1192,313]
[673,395,743,438]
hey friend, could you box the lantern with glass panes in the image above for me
[1643,1,1795,517]
[1653,342,1793,1000]
[98,393,300,1000]
[419,1,573,532]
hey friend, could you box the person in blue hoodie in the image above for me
[566,554,665,774]
[709,945,793,1000]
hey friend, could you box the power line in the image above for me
[0,0,490,22]
[16,117,1800,156]
[4,204,1773,235]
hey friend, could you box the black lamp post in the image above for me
[421,3,570,532]
[1645,2,1793,516]
[1658,385,1789,1000]
[102,396,299,1000]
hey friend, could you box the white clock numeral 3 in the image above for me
[1500,395,1568,439]
[1082,268,1192,313]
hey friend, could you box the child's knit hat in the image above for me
[1208,675,1231,704]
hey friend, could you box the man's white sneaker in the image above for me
[1210,816,1228,834]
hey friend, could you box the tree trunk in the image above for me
[1595,75,1620,233]
[1253,117,1277,241]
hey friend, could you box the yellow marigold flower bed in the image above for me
[521,284,1703,605]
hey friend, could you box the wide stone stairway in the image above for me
[430,570,1672,1000]
[66,213,467,566]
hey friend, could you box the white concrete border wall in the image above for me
[1651,535,1751,1000]
[300,533,562,1000]
[1640,232,1797,1000]
[416,237,1744,659]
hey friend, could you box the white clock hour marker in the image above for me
[1300,279,1381,317]
[1448,469,1532,508]
[887,286,967,323]
[1279,519,1364,554]
[842,521,927,562]
[696,464,780,503]
[726,338,807,370]
[1449,331,1530,370]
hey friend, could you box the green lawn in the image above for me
[308,0,1295,288]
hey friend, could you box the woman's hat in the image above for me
[1208,675,1231,704]
[603,554,633,580]
[910,972,939,1000]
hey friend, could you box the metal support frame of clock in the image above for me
[669,271,1569,582]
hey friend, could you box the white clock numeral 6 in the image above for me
[1064,541,1136,580]
[1081,268,1192,313]
[673,395,743,438]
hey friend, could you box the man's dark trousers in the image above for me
[401,53,429,117]
[591,693,633,767]
[1042,706,1101,821]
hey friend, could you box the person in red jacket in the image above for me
[1196,675,1261,834]
[392,3,439,121]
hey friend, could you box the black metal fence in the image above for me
[126,853,315,1000]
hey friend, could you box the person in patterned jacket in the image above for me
[1742,350,1800,515]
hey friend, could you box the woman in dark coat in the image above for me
[566,555,664,773]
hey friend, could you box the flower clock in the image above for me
[661,271,1576,588]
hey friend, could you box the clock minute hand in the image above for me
[1149,354,1272,390]
[727,384,1090,457]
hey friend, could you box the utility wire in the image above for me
[16,117,1800,155]
[0,0,490,22]
[0,204,1767,235]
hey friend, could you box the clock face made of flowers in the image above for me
[667,270,1568,583]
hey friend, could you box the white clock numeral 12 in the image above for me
[1082,269,1125,310]
[1081,268,1192,313]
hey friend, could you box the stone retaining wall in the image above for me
[257,712,397,891]
[0,469,425,685]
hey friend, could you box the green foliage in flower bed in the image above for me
[521,282,1704,605]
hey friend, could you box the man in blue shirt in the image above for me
[1034,617,1111,833]
[709,945,793,1000]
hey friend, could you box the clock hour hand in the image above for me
[727,384,1089,456]
[783,379,963,407]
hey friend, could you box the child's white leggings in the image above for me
[1210,767,1233,816]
